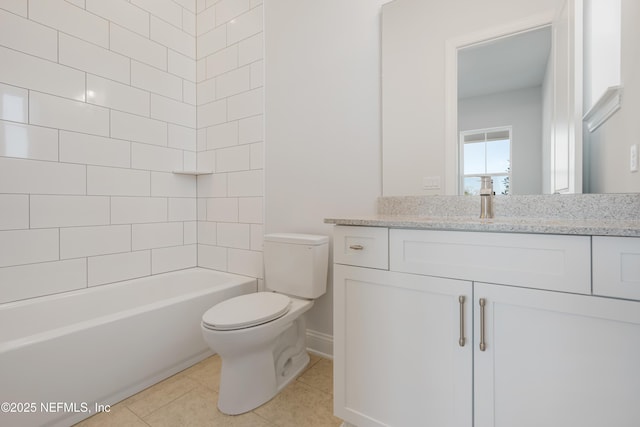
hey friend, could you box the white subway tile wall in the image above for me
[0,0,264,303]
[196,0,264,278]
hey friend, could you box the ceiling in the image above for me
[458,26,552,99]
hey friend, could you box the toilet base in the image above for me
[216,316,311,415]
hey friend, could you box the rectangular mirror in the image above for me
[382,0,638,195]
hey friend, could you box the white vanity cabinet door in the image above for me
[474,282,640,427]
[334,264,472,427]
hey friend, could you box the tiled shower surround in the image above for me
[0,0,264,303]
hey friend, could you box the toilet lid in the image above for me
[202,292,291,331]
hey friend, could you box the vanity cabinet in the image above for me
[473,282,640,427]
[592,236,640,301]
[333,264,472,427]
[333,226,640,427]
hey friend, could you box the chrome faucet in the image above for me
[479,176,494,219]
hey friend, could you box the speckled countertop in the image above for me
[324,194,640,237]
[324,215,640,236]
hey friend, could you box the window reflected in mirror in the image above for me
[460,128,511,195]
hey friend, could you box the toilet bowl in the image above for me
[200,233,329,415]
[201,293,314,414]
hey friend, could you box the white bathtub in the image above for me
[0,267,256,427]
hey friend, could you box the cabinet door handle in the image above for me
[479,298,487,351]
[349,244,364,250]
[458,295,466,347]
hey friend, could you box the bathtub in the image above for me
[0,267,256,427]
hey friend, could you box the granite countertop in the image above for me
[324,215,640,237]
[325,194,640,237]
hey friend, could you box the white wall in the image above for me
[0,0,199,303]
[0,0,379,354]
[195,1,265,281]
[0,0,265,304]
[585,0,640,193]
[583,0,621,110]
[382,0,564,196]
[458,86,544,195]
[265,0,386,346]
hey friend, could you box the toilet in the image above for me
[201,233,329,415]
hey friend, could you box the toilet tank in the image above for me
[264,233,329,299]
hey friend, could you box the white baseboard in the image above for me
[306,329,333,359]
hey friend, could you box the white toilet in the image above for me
[201,233,329,415]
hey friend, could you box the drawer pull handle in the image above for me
[479,298,487,352]
[349,244,364,250]
[458,295,466,347]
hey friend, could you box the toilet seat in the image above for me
[202,292,291,331]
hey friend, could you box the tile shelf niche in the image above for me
[172,170,214,176]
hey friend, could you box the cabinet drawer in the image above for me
[593,236,640,301]
[390,229,591,294]
[333,226,388,269]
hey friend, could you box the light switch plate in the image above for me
[631,144,638,173]
[423,176,441,189]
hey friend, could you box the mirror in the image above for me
[381,0,639,196]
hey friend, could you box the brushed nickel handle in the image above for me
[349,244,364,250]
[479,298,487,352]
[458,295,466,347]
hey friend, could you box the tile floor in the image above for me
[74,353,342,427]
